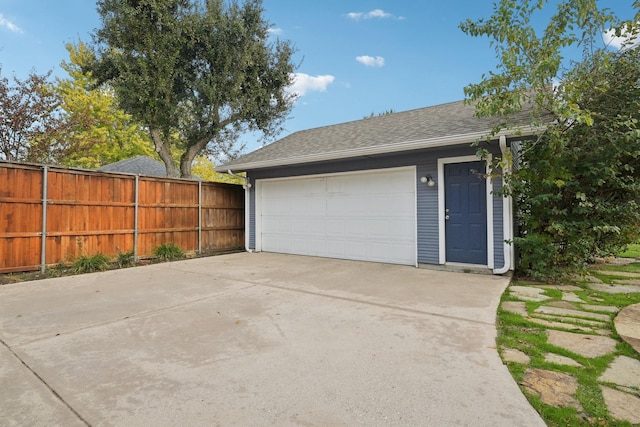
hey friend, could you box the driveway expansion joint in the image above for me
[0,337,90,426]
[14,283,259,347]
[256,282,497,327]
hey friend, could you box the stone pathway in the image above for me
[500,272,640,425]
[615,303,640,354]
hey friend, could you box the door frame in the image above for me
[437,155,494,268]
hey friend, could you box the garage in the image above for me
[255,167,417,265]
[220,99,522,273]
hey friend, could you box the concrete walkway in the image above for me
[0,253,544,426]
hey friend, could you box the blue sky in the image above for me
[0,1,636,153]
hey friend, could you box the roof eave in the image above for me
[218,125,544,172]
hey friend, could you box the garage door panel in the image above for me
[325,240,347,257]
[306,218,326,235]
[327,195,370,215]
[291,218,315,234]
[343,240,367,259]
[325,217,346,235]
[390,196,416,213]
[259,168,416,265]
[395,220,417,240]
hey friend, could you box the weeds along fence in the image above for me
[0,161,245,273]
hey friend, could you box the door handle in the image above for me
[445,215,450,221]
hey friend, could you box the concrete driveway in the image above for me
[0,253,544,426]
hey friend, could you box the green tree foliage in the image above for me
[191,155,244,183]
[0,68,68,163]
[56,42,156,169]
[460,1,640,278]
[87,0,296,178]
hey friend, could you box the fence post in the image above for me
[198,181,202,254]
[134,175,139,260]
[39,166,48,273]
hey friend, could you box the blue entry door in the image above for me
[444,161,487,265]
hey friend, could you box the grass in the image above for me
[618,243,640,259]
[591,262,640,274]
[152,243,185,262]
[72,253,110,273]
[498,262,640,427]
[116,250,136,268]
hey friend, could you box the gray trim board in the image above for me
[492,174,505,270]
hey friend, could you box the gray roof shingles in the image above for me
[98,156,167,177]
[222,99,534,170]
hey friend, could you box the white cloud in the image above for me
[0,14,22,33]
[346,9,394,21]
[267,27,283,36]
[367,9,391,19]
[603,26,640,51]
[287,73,335,97]
[356,55,385,67]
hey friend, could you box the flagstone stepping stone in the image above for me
[527,317,598,333]
[509,286,551,302]
[581,304,620,313]
[599,355,640,389]
[531,313,608,328]
[548,301,577,310]
[593,270,640,278]
[544,353,582,367]
[588,283,640,294]
[520,368,582,409]
[502,347,531,364]
[546,330,617,358]
[614,279,640,286]
[585,276,603,283]
[532,284,583,291]
[580,304,619,314]
[561,292,583,303]
[595,257,638,265]
[534,306,611,322]
[501,301,528,316]
[600,386,640,425]
[614,303,640,354]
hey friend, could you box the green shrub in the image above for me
[73,253,110,273]
[116,250,136,268]
[153,243,185,261]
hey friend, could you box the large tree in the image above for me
[460,1,640,278]
[56,42,156,169]
[87,0,296,178]
[0,68,68,163]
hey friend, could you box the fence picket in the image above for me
[0,161,244,273]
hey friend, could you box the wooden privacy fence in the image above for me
[0,161,245,273]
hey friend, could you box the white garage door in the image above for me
[256,167,416,265]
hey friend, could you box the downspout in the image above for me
[494,135,513,274]
[228,170,253,253]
